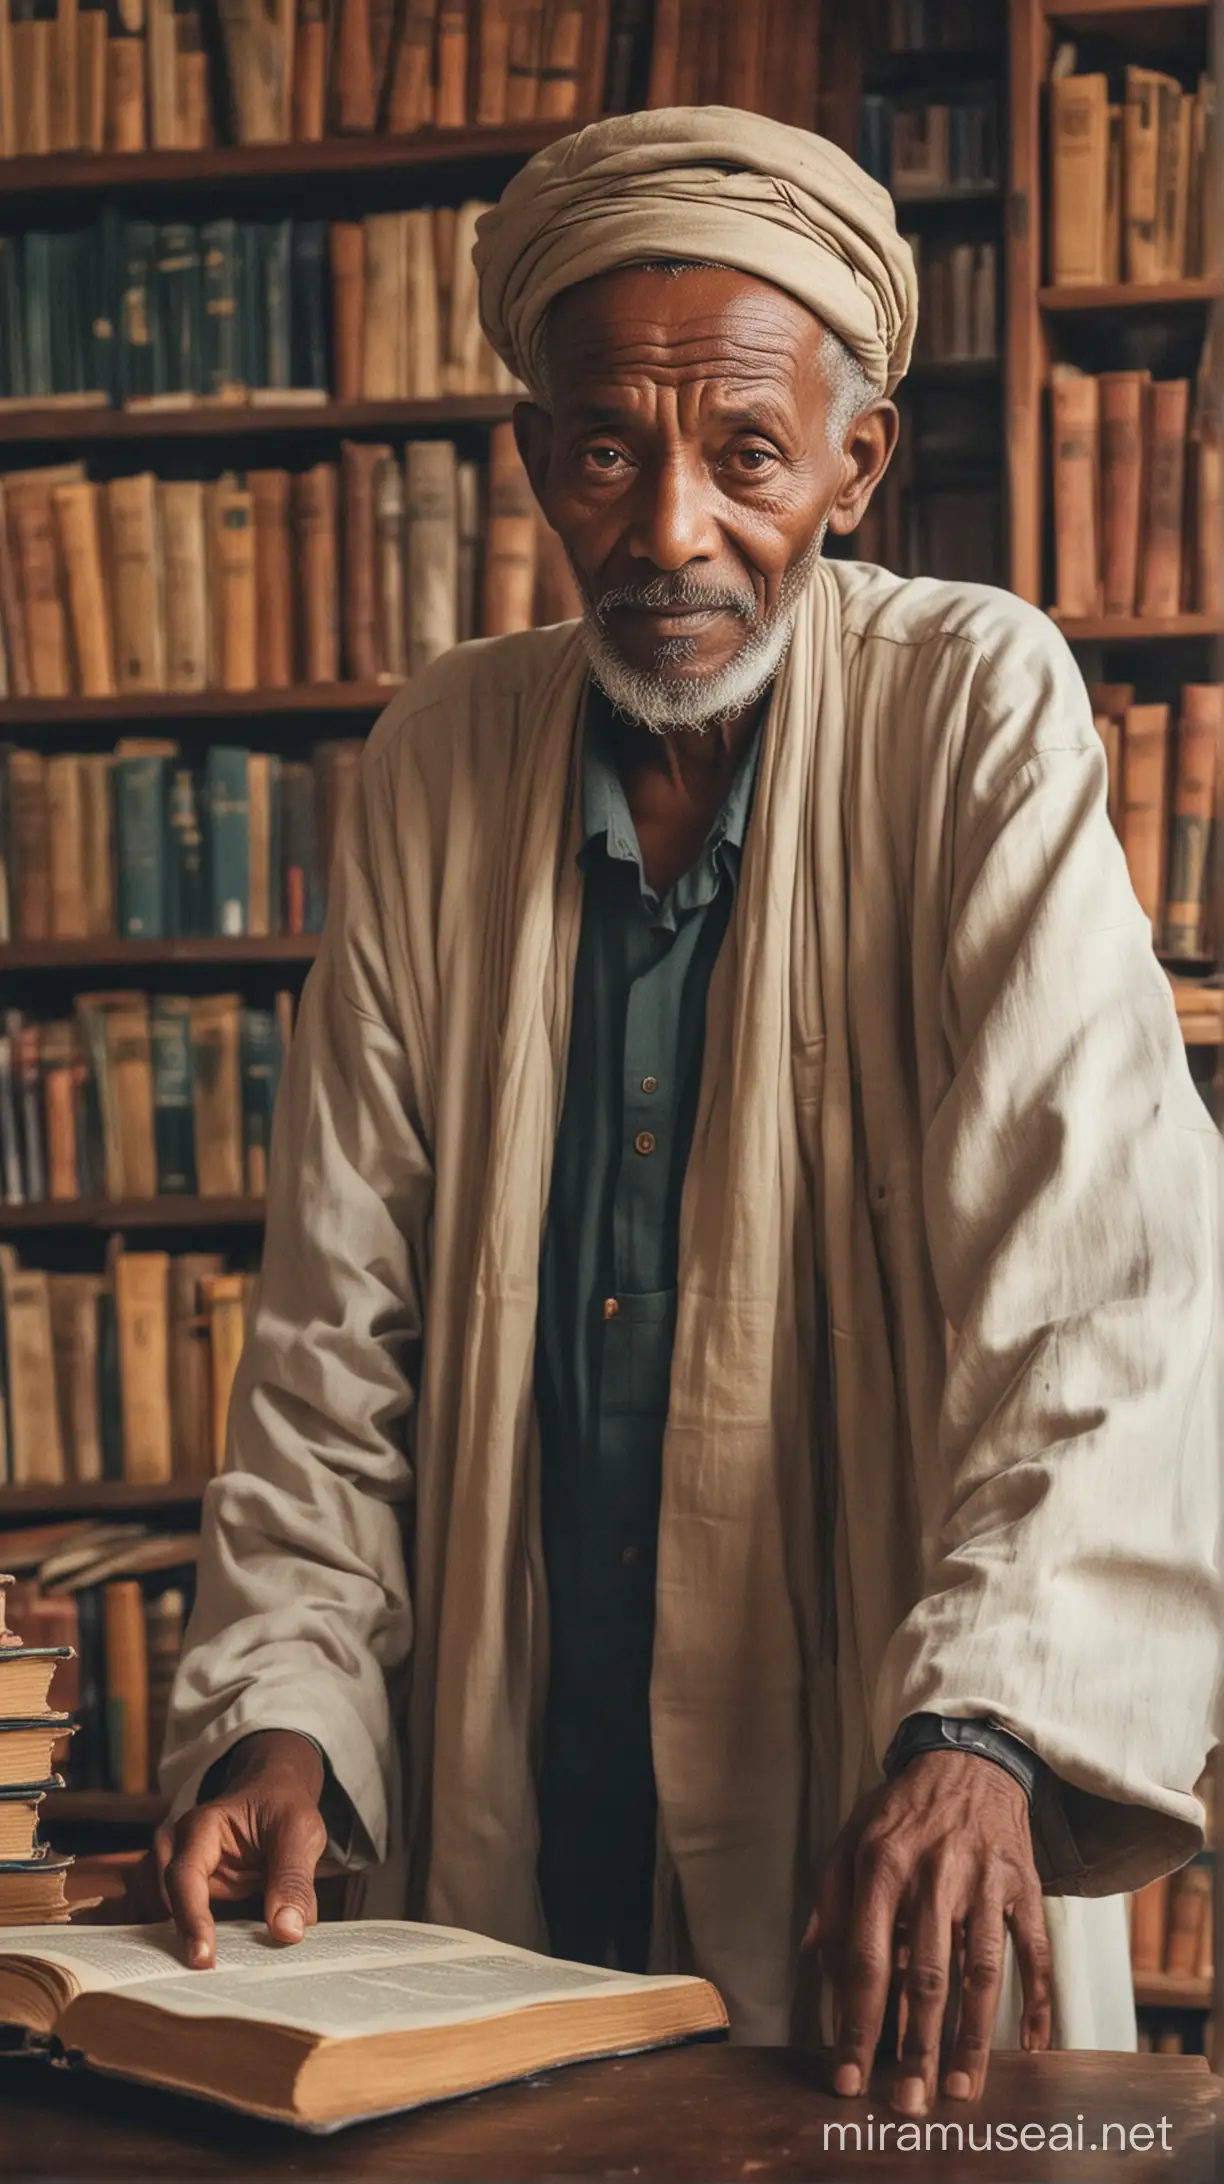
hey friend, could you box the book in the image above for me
[387,0,436,129]
[45,756,88,940]
[406,439,458,673]
[1050,72,1109,286]
[329,223,364,401]
[342,439,385,681]
[159,479,208,690]
[292,0,328,136]
[113,1250,172,1483]
[0,1645,73,1715]
[295,462,340,684]
[106,472,164,692]
[1124,66,1178,285]
[200,1270,247,1466]
[1050,367,1100,620]
[1098,371,1147,620]
[1130,1872,1171,1975]
[6,479,71,698]
[0,1919,726,2127]
[215,0,290,141]
[1139,379,1189,619]
[47,1273,105,1484]
[1121,703,1171,934]
[207,473,257,690]
[0,1783,61,1861]
[434,0,466,124]
[103,1579,148,1792]
[0,1852,73,1922]
[167,1255,222,1481]
[114,753,170,939]
[189,993,244,1198]
[6,750,50,942]
[240,1007,281,1195]
[150,995,195,1193]
[145,1584,185,1776]
[1164,684,1221,959]
[52,481,116,697]
[1165,1863,1212,1978]
[0,1248,66,1486]
[249,470,294,688]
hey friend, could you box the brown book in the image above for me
[1197,432,1223,616]
[1098,372,1148,619]
[1164,683,1221,959]
[53,481,116,697]
[1103,102,1123,284]
[249,470,294,688]
[505,0,543,119]
[386,0,436,129]
[12,0,52,151]
[113,1251,172,1484]
[341,440,388,682]
[1050,368,1100,620]
[158,479,208,693]
[646,0,680,105]
[1125,66,1177,285]
[1130,1873,1170,1975]
[145,0,176,142]
[214,0,291,140]
[483,422,538,637]
[103,1580,150,1790]
[405,439,457,674]
[47,1272,105,1484]
[292,0,329,137]
[145,1584,185,1775]
[331,0,375,128]
[107,990,158,1198]
[80,752,115,935]
[6,482,71,699]
[443,201,483,396]
[76,0,108,146]
[434,0,467,124]
[361,213,406,399]
[1050,73,1109,286]
[1138,378,1189,620]
[329,223,365,401]
[106,473,165,692]
[51,0,81,150]
[41,1019,82,1201]
[0,0,14,156]
[476,0,510,122]
[1121,702,1172,934]
[295,463,340,684]
[247,752,272,936]
[1165,1864,1212,1976]
[200,1271,248,1471]
[189,993,244,1198]
[720,0,764,112]
[207,474,257,691]
[175,0,212,147]
[167,1253,224,1482]
[456,456,482,643]
[403,211,440,398]
[0,1249,66,1487]
[105,0,147,150]
[45,756,89,939]
[8,750,51,941]
[0,484,31,698]
[373,453,407,683]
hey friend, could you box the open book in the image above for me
[0,1919,727,2130]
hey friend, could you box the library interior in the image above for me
[0,0,1222,2177]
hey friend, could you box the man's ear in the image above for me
[825,401,900,538]
[513,400,554,509]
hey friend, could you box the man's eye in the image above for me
[579,445,627,472]
[730,445,777,473]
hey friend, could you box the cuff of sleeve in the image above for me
[159,1686,389,1867]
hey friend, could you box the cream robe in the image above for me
[162,560,1220,2052]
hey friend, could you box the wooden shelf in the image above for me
[0,1479,202,1518]
[0,122,564,202]
[1133,1972,1214,2010]
[0,394,516,448]
[1049,612,1224,641]
[44,1791,168,1825]
[0,936,319,971]
[0,683,390,728]
[1040,278,1221,311]
[1043,0,1206,16]
[0,1195,266,1230]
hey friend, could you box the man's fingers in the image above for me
[944,1892,1006,2101]
[263,1806,327,1945]
[163,1810,226,1968]
[804,1825,856,1954]
[830,1836,905,2099]
[1009,1883,1053,2054]
[892,1882,953,2117]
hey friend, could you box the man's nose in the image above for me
[625,452,719,570]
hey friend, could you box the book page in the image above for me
[24,1922,703,2039]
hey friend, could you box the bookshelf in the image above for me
[0,396,519,448]
[0,1197,267,1231]
[0,1481,201,1518]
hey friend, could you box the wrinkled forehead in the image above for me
[543,262,828,403]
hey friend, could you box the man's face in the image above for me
[515,264,896,728]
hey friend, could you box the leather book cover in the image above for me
[1163,682,1221,959]
[1124,65,1175,284]
[145,0,176,142]
[245,751,273,935]
[52,481,117,698]
[8,749,51,941]
[7,481,72,698]
[341,439,389,682]
[105,991,158,1198]
[433,0,467,125]
[1121,702,1171,933]
[505,0,543,120]
[1138,377,1189,619]
[159,479,208,693]
[105,0,147,151]
[294,461,340,684]
[404,210,440,398]
[200,1271,247,1472]
[248,469,294,688]
[50,0,80,149]
[45,755,89,939]
[189,993,245,1198]
[103,1579,150,1788]
[1049,72,1109,285]
[174,0,212,147]
[80,751,115,935]
[207,473,257,691]
[1049,368,1100,620]
[105,472,166,693]
[168,1253,224,1482]
[329,222,365,402]
[387,0,436,129]
[361,213,406,399]
[476,0,510,122]
[0,484,32,698]
[150,993,195,1193]
[41,1023,82,1203]
[0,1252,66,1486]
[48,1273,105,1483]
[1098,371,1148,619]
[11,0,52,154]
[331,0,375,129]
[76,0,108,147]
[292,0,329,138]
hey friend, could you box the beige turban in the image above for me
[474,105,918,404]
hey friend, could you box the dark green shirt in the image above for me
[534,683,761,1963]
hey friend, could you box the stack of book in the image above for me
[0,739,361,944]
[6,1536,194,1796]
[1050,349,1222,621]
[1090,680,1221,959]
[1049,56,1217,288]
[0,1248,256,1487]
[1,992,291,1206]
[859,85,999,197]
[0,205,514,411]
[0,428,551,700]
[905,234,997,364]
[0,1574,74,1923]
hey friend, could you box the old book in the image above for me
[1050,72,1109,286]
[40,1019,81,1200]
[386,0,436,129]
[207,474,257,691]
[1138,378,1189,619]
[189,993,244,1197]
[106,473,164,692]
[1130,1874,1169,1973]
[144,1584,184,1773]
[0,1920,725,2124]
[215,0,291,140]
[167,1254,222,1481]
[52,482,116,697]
[1104,102,1123,284]
[1125,66,1178,284]
[476,0,510,121]
[341,440,387,682]
[158,479,208,692]
[0,1249,66,1487]
[114,751,169,938]
[404,211,439,398]
[48,1273,105,1484]
[77,0,107,146]
[505,0,543,119]
[405,439,457,673]
[174,0,212,146]
[50,0,80,149]
[1166,90,1194,281]
[0,1787,59,1862]
[456,456,481,643]
[105,0,147,150]
[372,454,407,683]
[240,1007,280,1193]
[45,756,88,939]
[1050,367,1100,620]
[7,750,50,941]
[150,994,194,1192]
[11,0,53,153]
[204,747,249,936]
[329,223,364,401]
[80,752,115,935]
[1164,684,1221,959]
[113,1251,172,1483]
[246,752,274,935]
[444,201,484,396]
[249,470,293,688]
[145,0,175,141]
[361,214,406,399]
[1098,372,1148,620]
[292,0,328,137]
[433,0,466,124]
[107,991,157,1197]
[331,0,375,128]
[1166,1864,1212,1978]
[1121,702,1171,934]
[200,220,243,403]
[0,0,13,155]
[200,1270,246,1466]
[483,421,538,637]
[294,463,340,684]
[6,481,71,698]
[103,1579,148,1791]
[0,486,31,698]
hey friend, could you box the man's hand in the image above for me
[122,1730,327,1969]
[804,1752,1052,2117]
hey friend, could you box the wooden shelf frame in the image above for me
[0,683,391,727]
[1042,0,1208,17]
[0,936,320,970]
[0,395,517,449]
[1049,612,1224,640]
[1040,277,1223,309]
[0,1479,202,1517]
[0,1196,267,1230]
[45,1791,169,1825]
[1133,1972,1214,2009]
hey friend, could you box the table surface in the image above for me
[1,2044,1220,2183]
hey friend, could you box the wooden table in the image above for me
[1,2046,1219,2182]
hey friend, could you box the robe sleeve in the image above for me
[158,731,428,1865]
[880,629,1221,1895]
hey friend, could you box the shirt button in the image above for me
[641,1076,659,1094]
[634,1130,656,1156]
[603,1297,619,1320]
[621,1544,640,1567]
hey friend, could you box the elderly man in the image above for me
[151,110,1219,2118]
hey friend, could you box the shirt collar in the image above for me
[578,678,764,898]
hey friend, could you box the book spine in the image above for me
[329,222,365,403]
[249,469,294,688]
[45,755,88,939]
[246,749,271,935]
[434,0,467,126]
[104,1578,150,1790]
[200,219,244,402]
[207,473,257,691]
[1139,378,1190,618]
[114,1250,172,1483]
[53,481,117,698]
[290,218,329,394]
[168,763,205,936]
[1121,703,1172,934]
[150,993,196,1192]
[483,421,538,636]
[387,0,437,130]
[292,0,328,137]
[1124,67,1163,284]
[1164,685,1221,958]
[1098,374,1145,620]
[105,471,166,692]
[1050,374,1101,620]
[205,746,250,937]
[7,750,50,941]
[1050,74,1108,286]
[332,0,375,129]
[7,484,71,699]
[341,439,382,680]
[190,994,245,1196]
[240,1005,281,1195]
[76,0,108,147]
[107,994,158,1197]
[159,479,209,692]
[295,463,340,684]
[154,220,202,398]
[119,218,157,403]
[114,754,169,938]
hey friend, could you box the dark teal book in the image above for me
[0,747,11,942]
[240,1007,282,1195]
[120,220,158,404]
[280,760,323,934]
[205,747,250,938]
[73,1584,107,1786]
[154,223,202,399]
[267,754,284,935]
[200,218,243,400]
[168,765,205,937]
[237,221,263,392]
[0,240,24,401]
[114,755,170,939]
[151,995,196,1194]
[85,211,123,405]
[259,220,293,393]
[21,233,53,399]
[290,220,329,393]
[0,1033,21,1204]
